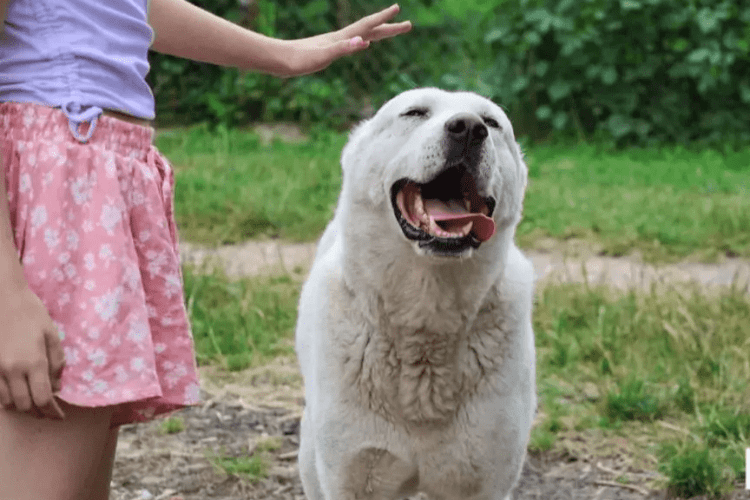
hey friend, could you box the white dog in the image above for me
[295,88,536,500]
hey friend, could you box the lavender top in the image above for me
[0,0,155,130]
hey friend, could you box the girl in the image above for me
[0,1,411,498]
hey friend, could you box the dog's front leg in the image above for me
[308,429,419,500]
[298,411,325,500]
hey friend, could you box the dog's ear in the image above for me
[340,119,371,177]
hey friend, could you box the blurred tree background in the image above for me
[148,0,750,145]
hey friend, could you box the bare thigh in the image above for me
[0,400,116,500]
[88,426,120,500]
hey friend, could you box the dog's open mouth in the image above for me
[390,166,496,253]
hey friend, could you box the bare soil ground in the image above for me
[178,240,750,292]
[110,241,750,500]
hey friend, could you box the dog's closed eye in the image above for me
[401,107,429,118]
[482,116,501,129]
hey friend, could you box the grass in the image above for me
[156,125,750,262]
[605,377,667,423]
[185,264,750,496]
[158,125,345,244]
[520,143,750,262]
[533,281,750,495]
[659,443,739,499]
[209,453,269,483]
[182,264,301,370]
[160,416,185,434]
[208,436,283,483]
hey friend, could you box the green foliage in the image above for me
[533,282,750,494]
[659,444,734,498]
[160,416,186,434]
[605,377,666,422]
[157,125,345,244]
[210,453,269,482]
[528,427,557,453]
[150,0,750,145]
[703,407,750,445]
[474,0,750,144]
[673,376,695,413]
[182,266,299,366]
[149,0,431,127]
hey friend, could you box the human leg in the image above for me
[86,426,120,500]
[0,401,115,500]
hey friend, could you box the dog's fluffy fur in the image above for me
[295,88,536,500]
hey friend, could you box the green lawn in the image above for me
[156,125,750,262]
[532,281,750,497]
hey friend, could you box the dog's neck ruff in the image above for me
[341,241,513,425]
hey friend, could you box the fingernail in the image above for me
[349,36,365,48]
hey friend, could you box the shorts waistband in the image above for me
[0,102,155,158]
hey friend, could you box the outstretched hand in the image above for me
[282,4,412,77]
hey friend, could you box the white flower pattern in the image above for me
[44,228,59,249]
[1,103,199,426]
[30,205,47,231]
[99,202,123,235]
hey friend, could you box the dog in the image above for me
[295,88,536,500]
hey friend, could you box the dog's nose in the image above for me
[445,113,488,145]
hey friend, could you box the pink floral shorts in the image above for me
[1,102,200,426]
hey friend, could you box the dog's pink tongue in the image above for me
[423,199,496,241]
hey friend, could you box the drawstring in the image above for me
[61,101,102,143]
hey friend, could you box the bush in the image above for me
[148,0,438,127]
[475,0,750,144]
[149,0,750,145]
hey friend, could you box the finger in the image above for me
[34,396,65,420]
[315,36,371,69]
[340,4,404,38]
[0,376,11,408]
[49,396,66,420]
[8,374,32,412]
[360,21,412,42]
[45,326,66,392]
[339,36,373,59]
[28,369,65,420]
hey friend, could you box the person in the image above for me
[0,0,411,498]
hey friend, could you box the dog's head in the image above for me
[340,88,528,259]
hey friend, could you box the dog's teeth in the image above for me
[416,196,431,228]
[461,221,473,236]
[415,192,425,215]
[428,217,442,236]
[420,211,430,227]
[464,199,471,211]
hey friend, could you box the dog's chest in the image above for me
[338,278,511,425]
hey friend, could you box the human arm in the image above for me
[148,0,411,77]
[0,0,66,420]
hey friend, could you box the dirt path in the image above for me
[179,240,750,291]
[110,241,750,500]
